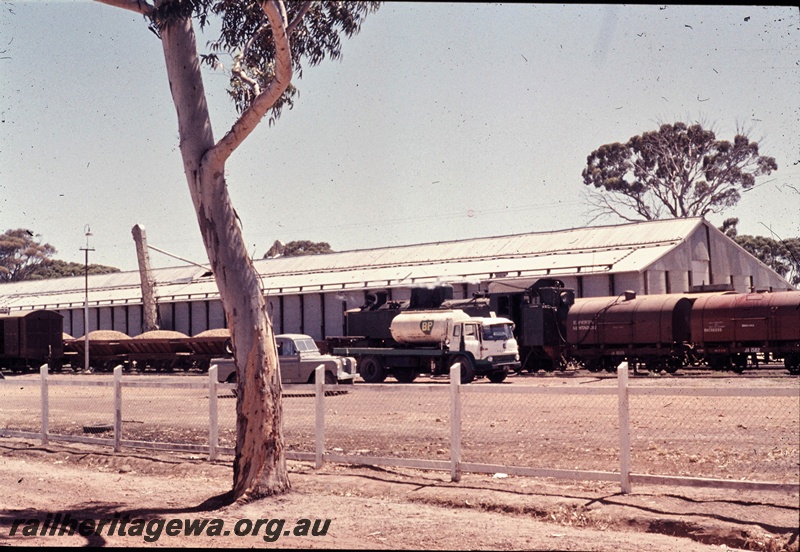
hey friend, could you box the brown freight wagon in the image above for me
[0,309,64,372]
[690,290,800,373]
[565,293,695,373]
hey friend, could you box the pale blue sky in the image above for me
[1,2,798,272]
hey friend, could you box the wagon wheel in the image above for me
[584,358,602,373]
[648,360,664,375]
[731,354,746,374]
[665,357,682,374]
[785,354,800,375]
[359,356,387,383]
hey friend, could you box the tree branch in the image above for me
[287,1,312,36]
[207,0,294,167]
[94,0,154,16]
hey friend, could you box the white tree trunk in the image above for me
[157,7,290,501]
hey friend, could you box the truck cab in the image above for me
[451,316,520,378]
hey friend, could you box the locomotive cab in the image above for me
[490,279,575,372]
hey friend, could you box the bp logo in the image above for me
[419,320,435,334]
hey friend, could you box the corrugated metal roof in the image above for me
[0,218,704,310]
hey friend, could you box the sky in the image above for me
[1,2,798,273]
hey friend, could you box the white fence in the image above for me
[1,363,797,495]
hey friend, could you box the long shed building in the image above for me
[0,218,794,341]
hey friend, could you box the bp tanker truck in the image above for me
[327,286,520,384]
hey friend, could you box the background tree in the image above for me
[95,0,378,502]
[263,239,334,258]
[720,218,799,287]
[0,229,120,283]
[582,122,778,222]
[26,259,121,280]
[0,229,57,282]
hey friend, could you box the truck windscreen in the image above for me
[482,324,513,341]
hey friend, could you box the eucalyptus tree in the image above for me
[95,0,379,501]
[582,122,778,223]
[720,218,800,287]
[0,229,56,282]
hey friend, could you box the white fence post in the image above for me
[450,362,462,482]
[40,364,48,445]
[617,361,632,494]
[114,365,122,452]
[315,364,325,469]
[208,365,219,461]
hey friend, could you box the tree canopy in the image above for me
[0,229,120,283]
[720,219,799,287]
[582,122,778,222]
[0,229,56,282]
[263,239,334,258]
[26,259,121,280]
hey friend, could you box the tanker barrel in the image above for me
[389,310,470,345]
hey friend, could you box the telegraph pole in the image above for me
[81,225,94,372]
[132,224,160,332]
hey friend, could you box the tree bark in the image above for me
[156,4,290,501]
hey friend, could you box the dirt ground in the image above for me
[0,436,797,551]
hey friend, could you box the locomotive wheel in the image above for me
[665,358,681,374]
[449,355,475,384]
[393,367,417,383]
[359,356,387,383]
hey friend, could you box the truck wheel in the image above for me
[359,356,387,383]
[487,370,507,383]
[450,355,475,384]
[393,367,417,383]
[226,372,238,397]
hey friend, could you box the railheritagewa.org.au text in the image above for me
[8,512,331,543]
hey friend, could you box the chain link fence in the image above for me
[629,389,799,484]
[1,365,797,493]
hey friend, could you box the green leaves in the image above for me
[197,1,380,118]
[582,122,778,222]
[719,219,799,286]
[263,239,334,259]
[0,229,119,282]
[0,229,56,282]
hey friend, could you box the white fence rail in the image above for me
[1,363,797,495]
